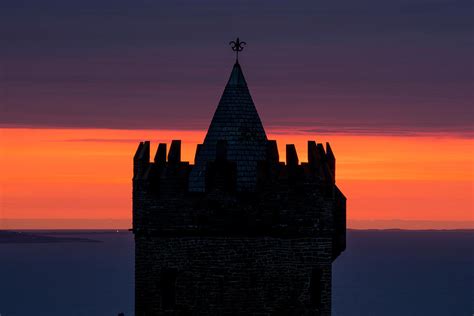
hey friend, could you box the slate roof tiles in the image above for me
[189,62,268,192]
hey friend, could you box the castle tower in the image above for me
[133,42,346,315]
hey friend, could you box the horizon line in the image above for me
[2,218,473,231]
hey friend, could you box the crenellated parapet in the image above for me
[133,140,190,184]
[257,140,336,190]
[133,138,345,257]
[134,139,337,191]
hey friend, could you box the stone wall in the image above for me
[135,236,332,316]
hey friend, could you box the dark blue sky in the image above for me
[1,0,473,135]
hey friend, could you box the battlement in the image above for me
[133,138,346,258]
[134,140,189,180]
[133,139,337,188]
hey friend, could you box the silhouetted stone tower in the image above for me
[132,40,346,315]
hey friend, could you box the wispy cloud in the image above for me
[298,127,474,138]
[1,0,472,136]
[58,138,145,143]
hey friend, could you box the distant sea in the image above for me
[0,230,472,316]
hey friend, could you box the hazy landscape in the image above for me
[0,229,472,316]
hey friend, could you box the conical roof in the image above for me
[189,62,268,192]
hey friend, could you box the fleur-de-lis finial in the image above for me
[229,37,246,62]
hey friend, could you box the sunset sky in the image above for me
[1,0,473,229]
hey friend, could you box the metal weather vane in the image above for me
[229,37,246,62]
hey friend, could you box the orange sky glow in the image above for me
[0,128,472,229]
